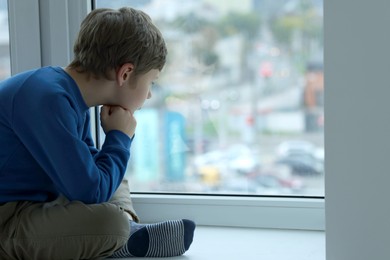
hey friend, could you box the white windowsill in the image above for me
[132,194,325,231]
[110,225,325,260]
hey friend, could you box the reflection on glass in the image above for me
[96,0,324,196]
[0,0,9,80]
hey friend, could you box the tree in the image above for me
[218,12,262,41]
[269,0,322,54]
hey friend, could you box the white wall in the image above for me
[325,1,390,260]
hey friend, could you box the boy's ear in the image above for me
[117,63,135,86]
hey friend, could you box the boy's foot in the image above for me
[111,219,195,257]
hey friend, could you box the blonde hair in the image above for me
[69,7,167,79]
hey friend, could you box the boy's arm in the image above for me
[12,93,131,204]
[83,110,99,157]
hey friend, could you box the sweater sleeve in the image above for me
[12,91,131,204]
[82,111,99,157]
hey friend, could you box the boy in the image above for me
[0,7,195,259]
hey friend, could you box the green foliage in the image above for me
[269,3,322,48]
[269,16,296,45]
[218,12,262,40]
[203,119,218,137]
[171,13,209,33]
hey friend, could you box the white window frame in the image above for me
[8,0,325,231]
[133,194,324,230]
[8,0,41,74]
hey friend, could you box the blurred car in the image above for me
[192,150,226,186]
[276,140,324,176]
[276,154,323,175]
[192,144,260,186]
[255,173,304,191]
[277,140,316,157]
[220,172,304,194]
[224,144,260,174]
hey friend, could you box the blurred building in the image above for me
[303,61,324,132]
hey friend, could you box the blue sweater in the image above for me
[0,66,132,204]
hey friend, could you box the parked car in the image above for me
[277,140,317,158]
[276,140,324,176]
[192,144,260,186]
[224,144,260,174]
[255,173,304,191]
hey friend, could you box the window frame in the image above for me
[9,0,325,231]
[132,194,324,230]
[8,0,41,74]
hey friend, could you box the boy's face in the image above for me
[119,69,159,112]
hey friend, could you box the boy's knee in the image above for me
[67,202,131,258]
[90,202,131,239]
[0,201,131,259]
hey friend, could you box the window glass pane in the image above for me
[0,0,10,80]
[95,0,324,196]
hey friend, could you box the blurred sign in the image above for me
[132,109,159,182]
[164,111,186,181]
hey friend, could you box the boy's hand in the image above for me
[100,105,137,138]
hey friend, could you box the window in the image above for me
[0,0,10,79]
[4,0,324,230]
[95,0,324,197]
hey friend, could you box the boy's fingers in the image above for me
[110,106,127,113]
[109,106,120,114]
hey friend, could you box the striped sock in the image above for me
[111,219,195,258]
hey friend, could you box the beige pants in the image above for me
[0,179,139,260]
